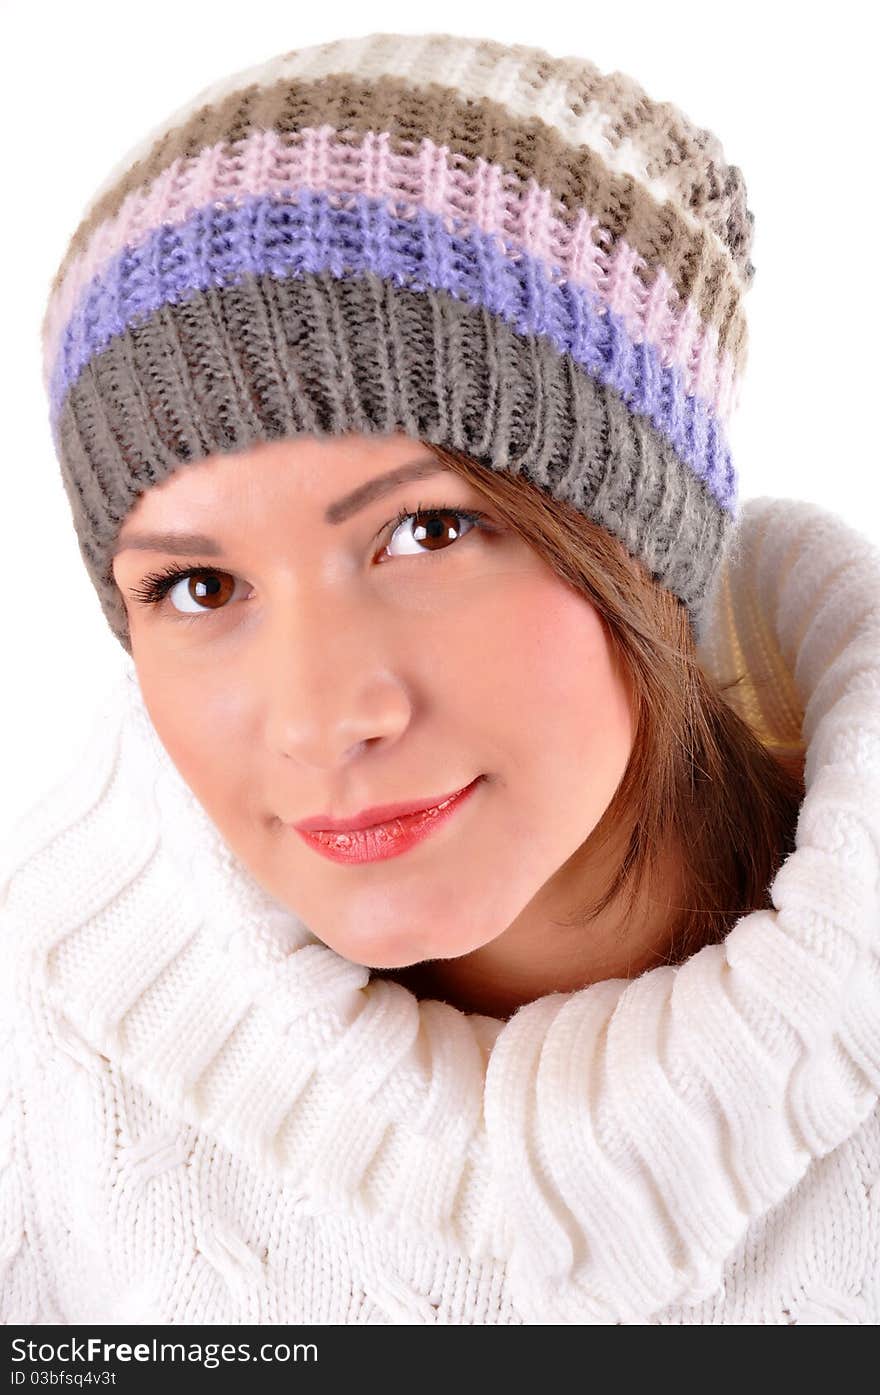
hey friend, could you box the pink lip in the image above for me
[292,776,484,864]
[293,779,481,833]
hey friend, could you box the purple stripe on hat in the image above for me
[49,190,736,510]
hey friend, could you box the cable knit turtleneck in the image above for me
[2,495,879,1325]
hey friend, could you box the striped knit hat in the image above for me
[41,30,755,653]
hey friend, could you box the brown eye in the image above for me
[128,565,248,617]
[383,508,484,559]
[168,570,239,613]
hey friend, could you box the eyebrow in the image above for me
[111,456,447,557]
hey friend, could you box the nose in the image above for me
[258,587,413,770]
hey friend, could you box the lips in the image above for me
[293,779,481,833]
[291,776,485,865]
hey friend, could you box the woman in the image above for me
[2,30,878,1324]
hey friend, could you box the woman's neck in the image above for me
[372,823,688,1019]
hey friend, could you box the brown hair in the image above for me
[421,440,807,970]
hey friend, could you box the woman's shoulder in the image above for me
[0,665,136,924]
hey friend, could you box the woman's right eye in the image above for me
[164,569,249,615]
[127,564,249,619]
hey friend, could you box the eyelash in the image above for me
[126,502,494,620]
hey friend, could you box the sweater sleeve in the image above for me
[0,779,82,1323]
[0,674,132,1324]
[0,957,64,1323]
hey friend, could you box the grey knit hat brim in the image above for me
[58,271,732,652]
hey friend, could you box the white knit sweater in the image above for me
[2,496,879,1326]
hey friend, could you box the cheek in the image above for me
[136,670,253,822]
[458,573,633,766]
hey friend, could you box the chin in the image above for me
[322,923,466,972]
[330,939,435,972]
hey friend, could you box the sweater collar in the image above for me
[34,496,880,1323]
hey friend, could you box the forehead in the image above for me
[112,434,453,556]
[115,435,446,527]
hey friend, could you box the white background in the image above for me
[1,0,877,847]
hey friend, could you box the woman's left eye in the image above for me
[126,505,494,621]
[380,505,491,560]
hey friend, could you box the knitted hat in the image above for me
[41,30,755,654]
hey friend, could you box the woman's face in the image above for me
[112,433,635,972]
